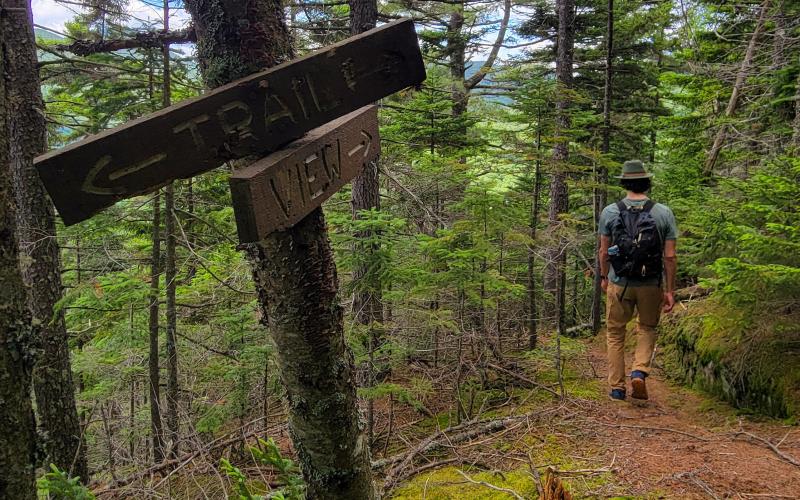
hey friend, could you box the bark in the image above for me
[348,0,382,444]
[0,19,37,498]
[54,27,196,56]
[703,0,770,177]
[528,108,543,349]
[448,3,468,121]
[248,213,375,498]
[349,0,382,329]
[148,193,165,463]
[592,0,613,335]
[349,0,377,35]
[794,75,800,147]
[5,0,87,481]
[165,183,179,458]
[184,0,375,496]
[162,0,180,459]
[544,0,575,323]
[793,54,800,147]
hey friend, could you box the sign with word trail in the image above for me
[35,18,424,225]
[230,106,379,243]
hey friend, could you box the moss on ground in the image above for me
[391,466,536,499]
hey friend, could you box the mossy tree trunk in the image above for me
[183,0,375,497]
[0,16,37,498]
[4,0,87,481]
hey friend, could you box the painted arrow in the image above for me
[229,106,380,243]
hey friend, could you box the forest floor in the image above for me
[107,332,800,499]
[389,334,800,499]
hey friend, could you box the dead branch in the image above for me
[54,28,196,56]
[486,362,561,398]
[455,469,525,499]
[733,431,800,467]
[377,412,544,493]
[93,415,286,495]
[586,420,712,442]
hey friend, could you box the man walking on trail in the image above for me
[598,160,678,402]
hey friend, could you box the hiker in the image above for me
[598,160,678,402]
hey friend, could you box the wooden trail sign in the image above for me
[230,106,379,243]
[35,18,424,225]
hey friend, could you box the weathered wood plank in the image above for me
[230,105,379,243]
[35,18,424,225]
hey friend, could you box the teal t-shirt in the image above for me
[598,197,678,287]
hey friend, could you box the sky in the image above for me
[31,0,192,34]
[31,0,516,59]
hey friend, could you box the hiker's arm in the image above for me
[599,235,610,292]
[663,239,677,312]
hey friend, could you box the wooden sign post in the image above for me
[230,106,379,243]
[34,19,424,228]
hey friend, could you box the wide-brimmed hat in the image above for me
[615,159,654,179]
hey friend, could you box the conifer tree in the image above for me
[0,14,37,496]
[5,0,87,481]
[183,0,375,496]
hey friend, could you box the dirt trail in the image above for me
[583,337,800,498]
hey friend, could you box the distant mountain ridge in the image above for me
[35,27,66,41]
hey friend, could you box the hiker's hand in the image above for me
[601,278,608,293]
[662,291,675,313]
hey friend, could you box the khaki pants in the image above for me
[606,283,662,391]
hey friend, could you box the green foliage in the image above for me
[37,465,96,500]
[220,439,305,500]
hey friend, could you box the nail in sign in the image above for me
[229,106,379,243]
[34,19,424,225]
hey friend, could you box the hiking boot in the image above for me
[630,370,648,400]
[609,389,626,402]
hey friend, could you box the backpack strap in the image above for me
[616,200,627,213]
[642,200,655,213]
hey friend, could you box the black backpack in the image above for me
[609,200,663,281]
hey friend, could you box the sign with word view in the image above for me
[35,18,424,225]
[229,106,379,243]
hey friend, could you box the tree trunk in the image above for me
[528,108,543,349]
[349,0,382,446]
[592,0,613,335]
[793,55,800,147]
[545,0,575,324]
[0,20,37,498]
[4,0,87,482]
[184,0,375,497]
[448,2,468,122]
[164,184,179,458]
[162,0,180,459]
[703,0,770,177]
[148,193,165,463]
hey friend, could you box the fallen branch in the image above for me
[378,412,545,493]
[674,284,712,301]
[93,414,286,495]
[733,431,800,467]
[455,469,525,500]
[587,420,712,442]
[486,362,561,398]
[674,470,720,500]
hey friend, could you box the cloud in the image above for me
[31,0,192,33]
[31,0,76,31]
